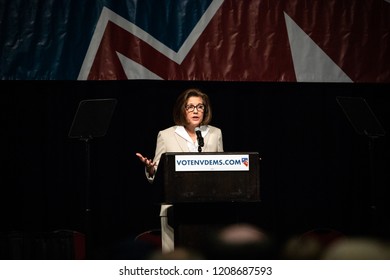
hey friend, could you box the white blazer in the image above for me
[147,125,224,182]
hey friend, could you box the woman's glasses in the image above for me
[185,104,205,112]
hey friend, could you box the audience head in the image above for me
[321,237,390,260]
[202,223,277,259]
[281,228,345,259]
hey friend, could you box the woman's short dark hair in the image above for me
[173,88,212,126]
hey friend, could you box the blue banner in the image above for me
[1,0,389,82]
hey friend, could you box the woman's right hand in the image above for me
[136,153,156,176]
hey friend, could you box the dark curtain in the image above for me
[1,80,389,257]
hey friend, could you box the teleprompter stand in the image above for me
[336,96,386,235]
[68,98,117,258]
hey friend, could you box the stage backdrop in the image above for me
[1,80,390,259]
[1,0,389,82]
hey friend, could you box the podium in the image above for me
[154,152,261,250]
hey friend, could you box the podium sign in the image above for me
[175,154,250,171]
[155,152,260,203]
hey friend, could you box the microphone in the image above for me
[195,127,204,152]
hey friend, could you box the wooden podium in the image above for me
[154,152,261,251]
